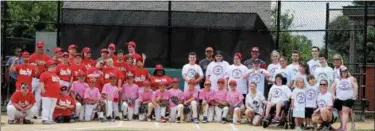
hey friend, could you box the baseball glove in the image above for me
[126,98,134,105]
[183,104,191,114]
[171,96,179,105]
[159,100,169,107]
[194,73,200,79]
[139,103,148,114]
[76,93,84,104]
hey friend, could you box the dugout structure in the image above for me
[61,1,274,68]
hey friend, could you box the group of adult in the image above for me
[5,41,357,131]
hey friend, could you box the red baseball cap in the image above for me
[45,60,57,67]
[340,65,348,71]
[22,52,30,58]
[109,43,116,49]
[54,47,62,53]
[36,41,45,48]
[75,53,83,58]
[127,41,136,47]
[172,78,179,83]
[62,52,69,57]
[229,80,237,86]
[217,78,225,83]
[188,79,196,84]
[234,52,242,59]
[69,44,76,50]
[251,47,259,52]
[143,81,151,86]
[101,48,109,53]
[155,64,163,70]
[82,47,91,53]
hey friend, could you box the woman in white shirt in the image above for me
[266,50,281,93]
[312,79,336,131]
[206,51,230,90]
[245,82,266,126]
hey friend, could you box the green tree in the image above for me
[271,8,314,63]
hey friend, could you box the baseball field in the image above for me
[1,115,374,131]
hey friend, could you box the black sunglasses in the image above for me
[320,83,327,86]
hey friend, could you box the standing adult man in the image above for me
[244,47,267,69]
[126,41,145,64]
[6,48,24,94]
[287,50,301,76]
[29,40,51,117]
[314,54,334,88]
[96,48,110,64]
[182,52,204,92]
[10,52,37,92]
[307,46,321,75]
[199,47,214,74]
[81,47,96,69]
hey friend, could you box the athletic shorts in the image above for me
[305,107,315,118]
[334,99,354,111]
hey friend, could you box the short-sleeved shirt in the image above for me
[29,53,51,75]
[152,90,170,101]
[317,92,333,108]
[226,90,244,106]
[133,68,150,87]
[70,63,87,81]
[40,71,61,98]
[56,63,72,81]
[292,88,306,109]
[182,63,204,92]
[7,56,24,79]
[10,91,35,108]
[103,67,123,84]
[53,95,75,118]
[246,91,265,114]
[305,83,320,108]
[307,59,320,75]
[150,75,172,90]
[70,81,89,97]
[84,87,101,103]
[212,88,227,103]
[244,58,267,69]
[81,58,96,69]
[183,89,199,104]
[199,58,214,74]
[225,64,248,94]
[206,61,230,90]
[101,83,119,101]
[15,64,37,91]
[199,89,214,102]
[168,88,184,107]
[139,90,153,103]
[268,85,292,103]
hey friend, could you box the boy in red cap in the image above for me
[81,47,96,69]
[40,60,60,124]
[120,71,139,120]
[10,52,37,92]
[7,83,37,124]
[199,80,215,123]
[96,48,110,64]
[212,78,229,123]
[126,41,145,65]
[149,64,172,90]
[29,40,51,116]
[52,47,63,63]
[56,52,72,87]
[133,58,150,88]
[102,59,123,88]
[181,79,199,123]
[83,75,101,121]
[86,61,105,91]
[99,73,120,122]
[168,78,184,123]
[114,49,130,77]
[70,70,88,121]
[53,86,75,123]
[108,43,118,62]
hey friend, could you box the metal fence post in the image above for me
[325,3,329,58]
[275,1,281,50]
[167,1,172,67]
[56,1,61,47]
[361,1,368,121]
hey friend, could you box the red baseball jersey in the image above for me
[81,58,96,69]
[114,61,129,76]
[149,75,172,90]
[102,67,124,84]
[133,68,150,87]
[70,63,86,81]
[29,53,51,75]
[40,71,61,98]
[56,63,72,81]
[10,91,35,108]
[15,64,37,91]
[53,95,76,118]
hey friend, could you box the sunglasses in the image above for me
[333,58,341,60]
[204,84,211,86]
[320,83,327,86]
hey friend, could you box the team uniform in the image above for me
[199,89,215,122]
[317,92,338,123]
[139,88,153,120]
[70,63,87,81]
[206,61,230,90]
[14,64,37,91]
[114,61,129,76]
[333,77,355,111]
[226,89,244,123]
[83,87,101,121]
[86,67,104,91]
[245,91,265,117]
[81,58,96,70]
[333,66,341,80]
[7,91,37,122]
[168,88,184,122]
[133,68,150,88]
[182,88,199,122]
[314,66,334,87]
[267,63,281,80]
[287,63,300,76]
[40,71,60,122]
[70,81,89,120]
[53,94,75,123]
[212,88,229,122]
[120,83,139,120]
[246,68,268,95]
[307,59,320,75]
[150,75,172,90]
[150,89,171,121]
[181,64,204,92]
[56,63,72,87]
[100,83,120,119]
[268,85,292,106]
[225,64,248,95]
[305,83,319,119]
[291,73,309,87]
[292,88,306,118]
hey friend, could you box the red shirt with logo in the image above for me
[29,53,51,76]
[70,63,86,81]
[15,64,37,91]
[114,61,129,76]
[56,63,72,81]
[81,58,96,69]
[40,71,61,98]
[133,68,150,87]
[53,95,75,118]
[149,75,172,90]
[102,66,124,84]
[11,91,35,108]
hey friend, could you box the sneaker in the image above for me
[221,118,227,124]
[295,126,303,131]
[23,119,34,124]
[99,118,105,122]
[193,118,199,124]
[202,117,208,123]
[8,120,15,124]
[115,116,121,120]
[176,117,181,123]
[133,115,139,120]
[304,125,311,130]
[42,120,52,124]
[106,116,112,121]
[33,116,38,119]
[321,125,331,131]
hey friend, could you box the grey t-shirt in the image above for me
[199,58,213,74]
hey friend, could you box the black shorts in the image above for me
[242,94,246,104]
[334,99,354,111]
[305,107,315,118]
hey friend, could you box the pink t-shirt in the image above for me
[101,83,119,101]
[199,89,214,101]
[84,87,101,103]
[139,89,153,103]
[168,88,184,107]
[71,81,89,97]
[212,88,227,103]
[120,83,139,100]
[152,89,171,101]
[183,89,198,104]
[226,90,244,106]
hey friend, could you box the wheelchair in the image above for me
[262,100,295,129]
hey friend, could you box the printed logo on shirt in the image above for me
[249,73,262,83]
[317,99,327,108]
[52,76,60,82]
[273,88,282,98]
[213,65,224,76]
[60,69,71,75]
[135,75,146,82]
[292,69,298,75]
[318,73,328,80]
[58,99,72,106]
[306,89,317,100]
[85,64,91,69]
[252,100,260,108]
[19,69,32,76]
[232,69,242,79]
[270,68,277,74]
[338,81,350,90]
[311,65,319,73]
[296,92,305,104]
[187,69,196,78]
[17,100,30,108]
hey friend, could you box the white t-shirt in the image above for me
[267,63,281,81]
[335,77,354,100]
[246,68,267,95]
[246,91,265,114]
[225,64,249,94]
[317,92,333,108]
[314,66,334,88]
[182,63,204,92]
[273,67,292,85]
[287,63,300,76]
[268,85,292,103]
[206,61,230,90]
[305,83,320,108]
[307,59,320,75]
[292,88,306,110]
[333,67,341,80]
